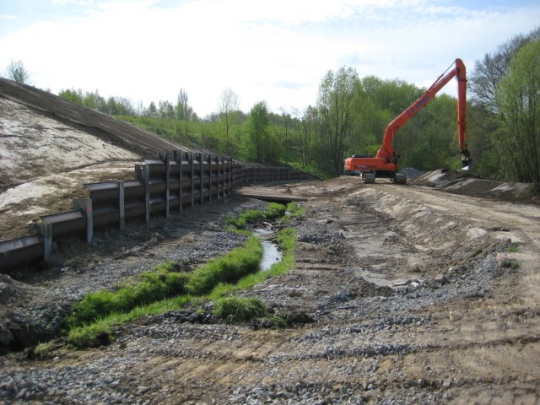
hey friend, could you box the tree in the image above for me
[495,40,540,183]
[147,101,158,118]
[59,89,84,105]
[246,101,270,162]
[471,27,540,111]
[316,66,360,176]
[219,88,239,155]
[176,89,195,121]
[158,100,175,119]
[470,26,540,179]
[300,106,318,167]
[5,60,30,84]
[279,106,292,163]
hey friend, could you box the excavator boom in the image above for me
[344,58,470,183]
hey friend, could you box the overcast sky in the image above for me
[1,0,539,118]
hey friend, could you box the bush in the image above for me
[213,297,267,322]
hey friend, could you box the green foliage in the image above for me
[317,66,361,176]
[68,261,189,328]
[186,236,263,295]
[67,322,114,348]
[508,244,519,253]
[212,297,268,322]
[67,207,297,349]
[470,27,540,182]
[281,202,306,222]
[5,60,30,84]
[68,295,193,349]
[208,227,297,299]
[255,310,314,330]
[225,203,287,230]
[494,39,540,183]
[32,342,53,360]
[246,101,271,161]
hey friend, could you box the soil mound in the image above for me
[411,169,540,204]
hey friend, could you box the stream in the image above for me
[254,228,282,271]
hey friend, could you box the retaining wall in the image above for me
[0,151,311,274]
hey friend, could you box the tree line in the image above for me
[3,27,539,183]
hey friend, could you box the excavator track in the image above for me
[364,173,376,184]
[394,173,407,185]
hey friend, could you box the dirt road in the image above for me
[1,177,540,404]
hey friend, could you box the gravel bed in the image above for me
[0,190,532,404]
[0,198,267,352]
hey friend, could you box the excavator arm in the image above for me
[344,58,470,183]
[377,58,469,165]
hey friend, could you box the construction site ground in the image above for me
[0,177,539,404]
[1,79,540,404]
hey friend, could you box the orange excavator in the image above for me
[344,58,470,184]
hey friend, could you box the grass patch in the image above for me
[186,236,263,296]
[279,202,306,224]
[508,244,519,253]
[212,297,268,322]
[68,295,193,348]
[206,227,297,300]
[68,260,190,328]
[502,259,520,269]
[225,203,287,230]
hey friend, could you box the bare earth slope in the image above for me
[0,79,208,241]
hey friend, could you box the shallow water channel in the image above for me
[254,228,282,271]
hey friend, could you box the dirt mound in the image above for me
[0,79,207,169]
[411,169,540,204]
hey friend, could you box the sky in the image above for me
[1,0,539,118]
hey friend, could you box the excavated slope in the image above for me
[0,79,208,241]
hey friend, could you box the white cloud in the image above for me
[0,0,539,116]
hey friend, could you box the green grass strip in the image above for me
[67,203,299,349]
[207,228,297,300]
[67,295,193,348]
[68,260,190,328]
[225,202,287,230]
[185,236,263,296]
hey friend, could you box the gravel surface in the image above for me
[1,179,539,404]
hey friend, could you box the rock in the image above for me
[0,324,14,346]
[433,274,447,286]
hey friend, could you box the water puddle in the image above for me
[254,228,282,271]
